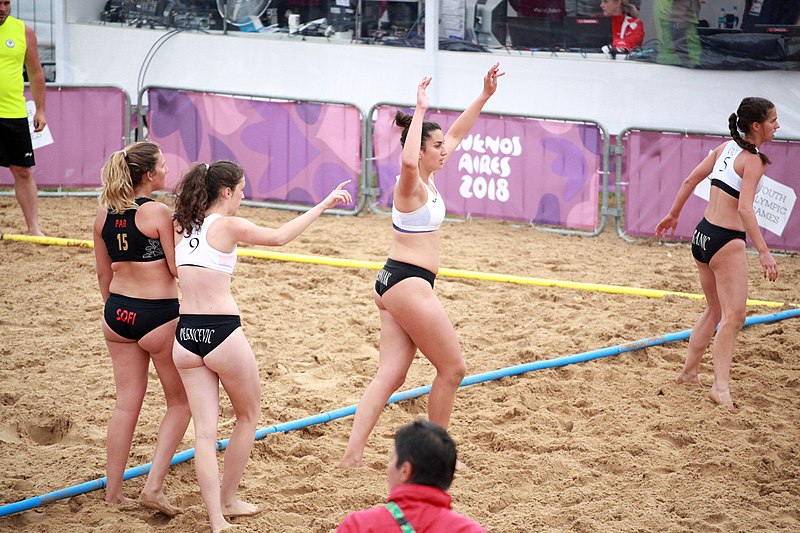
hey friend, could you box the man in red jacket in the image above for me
[337,420,486,532]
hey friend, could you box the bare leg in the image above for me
[206,330,262,519]
[138,319,190,516]
[340,290,417,468]
[10,165,43,236]
[388,285,465,428]
[707,241,748,409]
[103,323,149,505]
[174,342,230,533]
[677,260,721,385]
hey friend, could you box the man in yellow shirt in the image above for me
[0,0,46,236]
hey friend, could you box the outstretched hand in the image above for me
[320,180,353,210]
[482,62,505,97]
[417,76,432,111]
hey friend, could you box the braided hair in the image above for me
[728,97,773,166]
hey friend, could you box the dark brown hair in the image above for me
[728,97,774,166]
[394,110,441,149]
[173,160,243,235]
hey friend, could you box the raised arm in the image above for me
[737,155,778,281]
[229,181,352,247]
[396,77,431,199]
[23,25,46,132]
[442,62,504,160]
[654,146,720,238]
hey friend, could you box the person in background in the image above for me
[172,161,350,533]
[0,0,46,236]
[600,0,644,52]
[93,141,189,516]
[339,64,503,469]
[655,97,780,409]
[337,420,487,533]
[653,0,702,66]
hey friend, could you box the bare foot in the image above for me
[138,490,182,517]
[339,456,364,469]
[709,385,735,409]
[221,500,262,518]
[213,521,235,533]
[27,230,45,237]
[676,370,701,385]
[106,494,137,507]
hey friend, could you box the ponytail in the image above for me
[729,97,774,166]
[173,161,243,235]
[99,141,161,213]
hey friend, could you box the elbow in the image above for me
[737,205,753,218]
[269,232,292,247]
[400,159,417,172]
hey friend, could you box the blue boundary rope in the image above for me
[2,307,798,518]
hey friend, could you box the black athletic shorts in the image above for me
[0,117,35,168]
[691,218,746,264]
[175,314,242,358]
[104,293,180,341]
[375,258,436,297]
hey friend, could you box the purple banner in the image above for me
[146,88,361,209]
[0,86,128,187]
[623,131,800,251]
[373,106,602,229]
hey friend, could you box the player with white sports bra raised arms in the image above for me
[340,64,504,468]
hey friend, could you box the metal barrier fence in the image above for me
[141,86,368,216]
[617,128,800,251]
[367,103,610,236]
[5,85,799,252]
[0,85,131,189]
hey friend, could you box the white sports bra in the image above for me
[709,140,764,199]
[392,178,446,233]
[175,213,237,274]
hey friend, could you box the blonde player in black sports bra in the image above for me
[340,64,504,468]
[172,161,350,533]
[93,141,189,516]
[655,97,780,409]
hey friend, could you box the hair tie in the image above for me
[204,163,210,171]
[121,150,127,158]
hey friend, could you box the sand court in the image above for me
[1,195,799,532]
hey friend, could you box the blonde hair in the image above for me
[99,141,161,214]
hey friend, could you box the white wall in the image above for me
[61,22,800,138]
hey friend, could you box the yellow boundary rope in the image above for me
[1,233,787,307]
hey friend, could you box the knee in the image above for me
[722,309,746,331]
[11,166,32,181]
[168,401,192,423]
[438,361,466,387]
[705,308,722,326]
[374,371,406,393]
[193,423,219,444]
[234,401,262,429]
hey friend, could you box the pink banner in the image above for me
[373,106,602,230]
[146,88,361,209]
[0,86,129,188]
[623,131,800,251]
